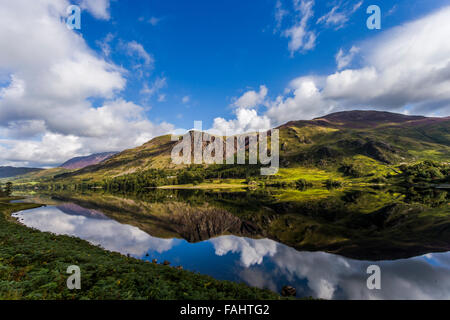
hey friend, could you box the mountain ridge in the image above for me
[60,152,118,170]
[280,110,446,130]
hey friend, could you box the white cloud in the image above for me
[0,133,82,166]
[283,0,316,54]
[125,41,154,66]
[211,236,278,268]
[139,16,162,26]
[14,206,176,257]
[96,33,115,57]
[317,1,363,29]
[148,16,161,26]
[352,1,363,13]
[386,5,398,17]
[322,5,450,115]
[79,0,111,20]
[274,0,289,31]
[182,96,190,104]
[317,5,348,27]
[335,46,360,70]
[0,98,174,166]
[211,86,271,135]
[267,243,450,300]
[212,108,272,135]
[233,85,268,109]
[158,94,166,102]
[0,1,173,166]
[141,77,167,98]
[266,76,334,123]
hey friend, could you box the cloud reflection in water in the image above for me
[211,235,450,300]
[13,206,177,257]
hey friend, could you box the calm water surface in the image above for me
[13,197,450,300]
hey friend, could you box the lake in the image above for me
[12,187,450,299]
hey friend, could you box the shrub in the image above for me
[295,179,310,190]
[325,179,343,189]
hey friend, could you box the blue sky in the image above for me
[0,0,449,166]
[78,0,447,129]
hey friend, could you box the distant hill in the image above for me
[316,110,426,127]
[281,110,445,129]
[0,166,43,179]
[60,152,117,170]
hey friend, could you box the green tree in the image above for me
[5,182,12,196]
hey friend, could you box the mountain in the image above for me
[60,152,117,170]
[53,135,177,181]
[278,110,450,165]
[282,110,447,129]
[48,110,449,182]
[315,110,426,128]
[0,166,43,179]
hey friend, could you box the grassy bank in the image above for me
[0,197,282,300]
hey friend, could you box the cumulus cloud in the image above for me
[207,235,450,300]
[0,0,173,166]
[0,134,83,167]
[233,85,268,109]
[212,108,272,135]
[13,206,176,257]
[211,235,450,300]
[266,76,335,123]
[79,0,111,20]
[335,46,360,70]
[211,86,271,135]
[321,5,450,115]
[268,243,450,300]
[210,236,278,268]
[0,99,173,166]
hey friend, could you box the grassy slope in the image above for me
[0,197,282,300]
[280,119,449,163]
[53,135,179,183]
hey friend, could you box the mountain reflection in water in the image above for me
[13,201,450,300]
